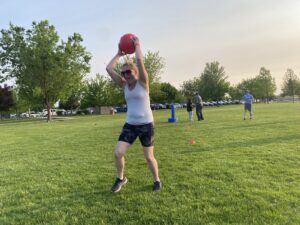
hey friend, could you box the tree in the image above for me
[12,86,35,115]
[199,62,230,101]
[59,89,81,112]
[180,78,200,98]
[228,85,243,100]
[232,78,257,101]
[237,78,257,94]
[255,67,276,102]
[150,82,166,103]
[0,20,91,121]
[106,80,125,106]
[81,74,108,109]
[143,51,165,84]
[281,69,300,103]
[17,85,44,112]
[0,85,15,119]
[180,62,230,101]
[160,82,179,103]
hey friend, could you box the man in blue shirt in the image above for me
[243,90,253,120]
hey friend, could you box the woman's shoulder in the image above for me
[137,80,149,92]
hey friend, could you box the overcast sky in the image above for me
[1,0,300,93]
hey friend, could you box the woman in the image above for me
[106,36,161,193]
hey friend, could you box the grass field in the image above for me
[0,103,299,225]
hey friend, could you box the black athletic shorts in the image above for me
[118,122,154,147]
[244,103,252,111]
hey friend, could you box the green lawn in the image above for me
[0,103,299,225]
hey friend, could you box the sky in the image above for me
[1,0,300,94]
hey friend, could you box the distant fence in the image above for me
[274,96,300,102]
[89,106,114,115]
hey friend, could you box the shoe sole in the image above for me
[111,178,128,193]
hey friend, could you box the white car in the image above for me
[42,109,57,116]
[29,112,42,118]
[173,103,182,108]
[20,112,29,118]
[10,114,17,118]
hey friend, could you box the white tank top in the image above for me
[124,81,153,125]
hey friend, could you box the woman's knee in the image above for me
[114,149,124,159]
[114,141,130,158]
[145,154,155,163]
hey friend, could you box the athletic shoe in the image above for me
[153,181,162,191]
[111,177,128,193]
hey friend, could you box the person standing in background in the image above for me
[194,93,204,121]
[187,98,193,121]
[243,90,253,120]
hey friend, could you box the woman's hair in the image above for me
[122,60,138,74]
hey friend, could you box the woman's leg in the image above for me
[196,104,201,120]
[199,108,204,120]
[114,141,131,179]
[143,146,160,182]
[189,111,193,121]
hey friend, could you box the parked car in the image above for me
[115,106,127,112]
[173,103,182,108]
[165,103,171,109]
[56,109,66,116]
[42,109,57,116]
[66,110,77,115]
[150,104,159,110]
[158,103,166,109]
[29,111,42,118]
[233,100,242,104]
[217,100,224,105]
[20,112,29,118]
[10,113,17,119]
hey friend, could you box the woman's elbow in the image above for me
[106,66,110,73]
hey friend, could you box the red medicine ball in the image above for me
[119,33,136,54]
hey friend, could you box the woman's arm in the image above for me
[106,49,125,88]
[132,37,149,92]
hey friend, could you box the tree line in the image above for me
[1,20,300,121]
